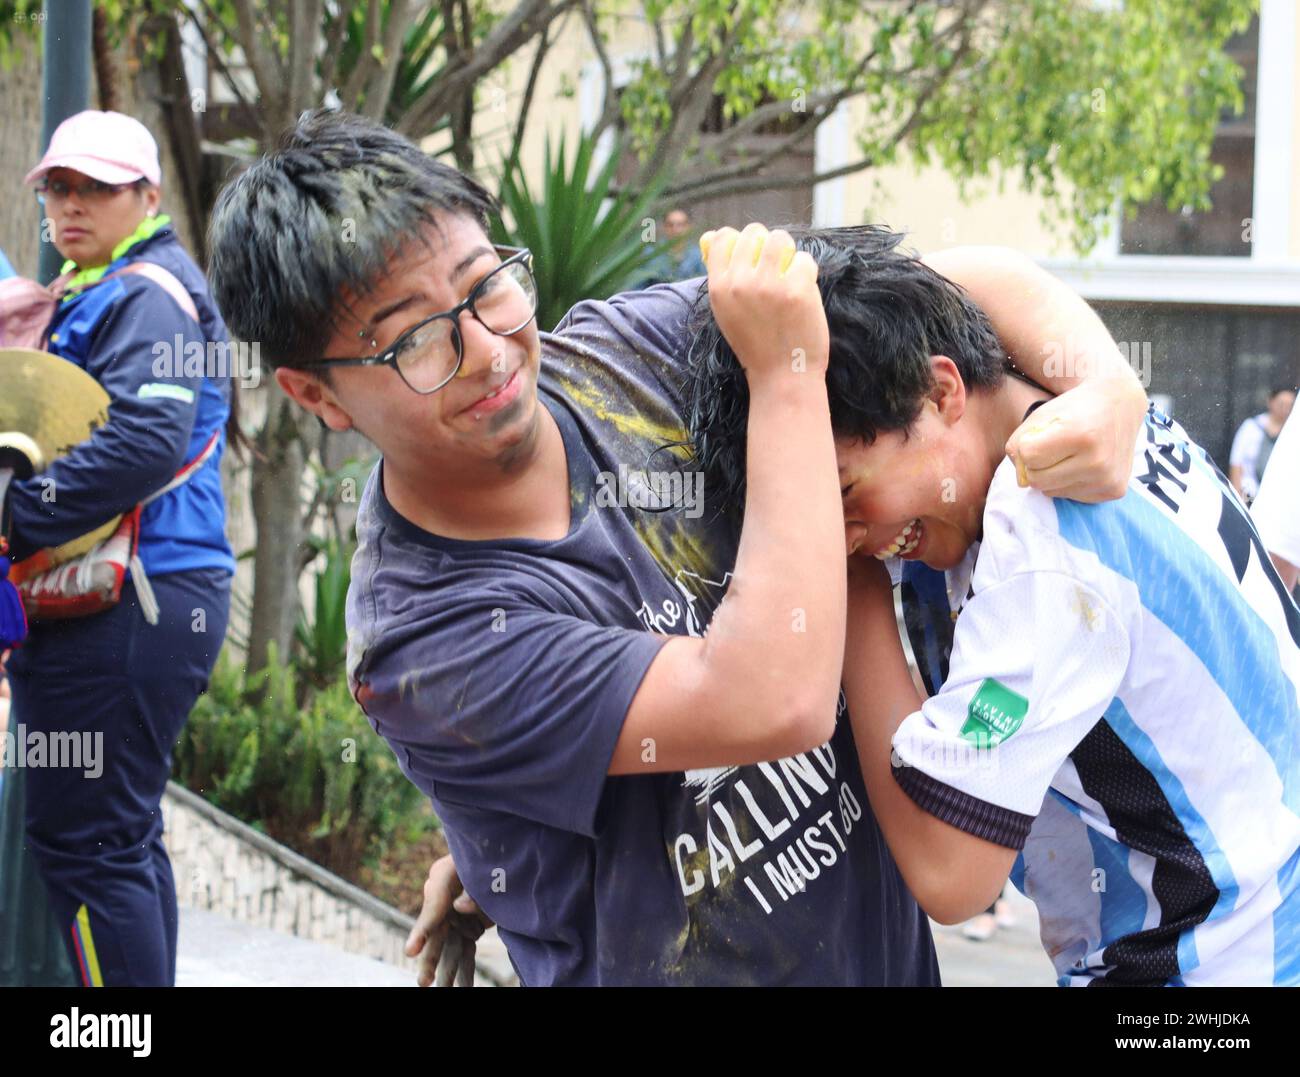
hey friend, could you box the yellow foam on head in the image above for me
[699,234,796,273]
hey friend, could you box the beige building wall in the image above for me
[831,145,1078,259]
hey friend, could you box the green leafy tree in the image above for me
[0,0,1257,681]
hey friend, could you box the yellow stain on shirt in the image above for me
[554,375,690,449]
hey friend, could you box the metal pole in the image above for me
[35,0,92,285]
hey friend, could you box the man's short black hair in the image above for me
[682,225,1007,520]
[207,108,498,369]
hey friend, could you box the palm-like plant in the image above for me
[491,129,670,333]
[293,536,354,694]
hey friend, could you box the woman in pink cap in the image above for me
[3,110,237,987]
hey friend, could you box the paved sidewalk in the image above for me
[177,907,516,987]
[178,894,1054,987]
[177,907,414,987]
[930,886,1057,987]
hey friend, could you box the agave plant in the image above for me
[491,129,671,332]
[293,535,355,693]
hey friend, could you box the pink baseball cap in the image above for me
[24,110,161,187]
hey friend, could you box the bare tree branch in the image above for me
[658,0,982,203]
[676,45,965,195]
[92,3,119,111]
[287,0,324,117]
[701,0,948,161]
[341,0,384,108]
[188,1,263,133]
[634,4,749,189]
[398,0,579,138]
[667,10,693,102]
[450,0,476,168]
[231,0,288,128]
[361,0,417,119]
[582,0,620,142]
[648,3,667,70]
[505,14,556,175]
[318,3,353,95]
[667,25,973,205]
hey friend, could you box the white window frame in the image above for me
[1042,0,1298,306]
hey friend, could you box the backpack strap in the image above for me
[142,427,222,506]
[108,261,200,323]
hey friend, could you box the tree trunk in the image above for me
[246,394,311,677]
[0,42,46,277]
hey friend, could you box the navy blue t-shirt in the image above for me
[346,280,939,985]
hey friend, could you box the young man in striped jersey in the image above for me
[687,226,1300,986]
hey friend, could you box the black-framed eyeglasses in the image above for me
[294,245,538,395]
[34,177,145,205]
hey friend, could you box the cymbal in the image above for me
[0,347,121,566]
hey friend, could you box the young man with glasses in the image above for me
[208,109,1147,986]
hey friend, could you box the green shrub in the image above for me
[174,645,437,881]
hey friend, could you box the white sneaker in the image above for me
[994,898,1016,929]
[961,912,997,942]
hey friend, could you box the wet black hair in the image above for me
[681,225,1007,520]
[207,108,498,370]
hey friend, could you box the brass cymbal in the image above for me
[0,347,121,564]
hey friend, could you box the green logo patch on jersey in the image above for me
[960,678,1028,748]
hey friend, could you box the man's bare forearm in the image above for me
[841,562,1009,922]
[702,372,846,738]
[924,246,1139,396]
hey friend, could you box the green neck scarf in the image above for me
[61,213,172,295]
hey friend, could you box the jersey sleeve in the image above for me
[5,279,202,560]
[892,570,1131,848]
[352,576,670,838]
[890,473,1133,850]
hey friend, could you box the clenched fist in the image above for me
[700,223,828,383]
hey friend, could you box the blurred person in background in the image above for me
[635,206,706,288]
[1230,385,1296,504]
[1251,394,1300,594]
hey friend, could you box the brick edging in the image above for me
[164,780,414,932]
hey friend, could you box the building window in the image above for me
[1118,14,1258,257]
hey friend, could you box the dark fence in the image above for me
[1093,302,1300,466]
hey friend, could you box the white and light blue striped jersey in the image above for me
[891,405,1300,986]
